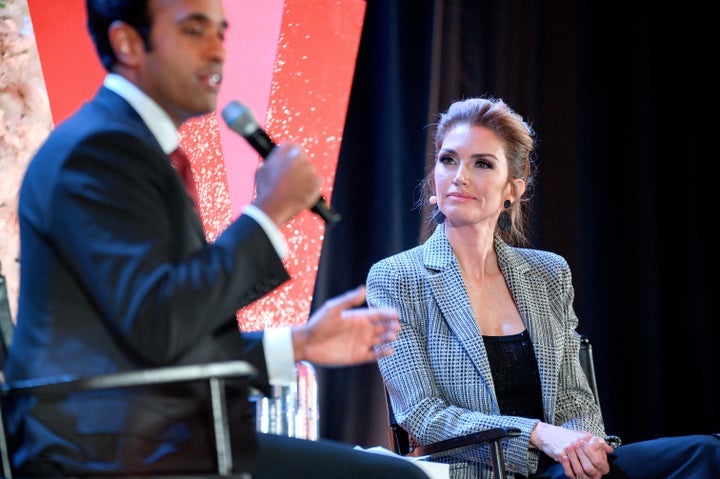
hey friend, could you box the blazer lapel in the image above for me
[423,226,497,402]
[495,237,561,419]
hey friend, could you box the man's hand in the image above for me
[253,142,322,227]
[291,285,401,366]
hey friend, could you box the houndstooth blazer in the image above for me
[366,223,607,479]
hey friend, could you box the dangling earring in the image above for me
[498,199,512,232]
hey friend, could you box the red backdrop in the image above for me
[27,0,365,330]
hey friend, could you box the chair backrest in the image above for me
[0,273,13,373]
[0,272,14,477]
[386,386,411,456]
[578,334,601,411]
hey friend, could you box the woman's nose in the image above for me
[453,168,468,185]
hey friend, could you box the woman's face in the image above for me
[433,123,511,228]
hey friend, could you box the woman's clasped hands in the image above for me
[530,422,615,479]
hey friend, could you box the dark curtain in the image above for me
[312,0,717,449]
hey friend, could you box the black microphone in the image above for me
[221,100,342,224]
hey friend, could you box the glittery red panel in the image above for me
[230,0,366,331]
[178,115,232,242]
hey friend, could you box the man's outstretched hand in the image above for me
[291,285,401,366]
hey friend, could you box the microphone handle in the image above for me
[245,129,342,225]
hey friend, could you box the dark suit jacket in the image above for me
[5,86,290,475]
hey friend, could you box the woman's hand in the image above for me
[559,435,614,479]
[530,422,614,479]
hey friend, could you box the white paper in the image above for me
[354,445,449,479]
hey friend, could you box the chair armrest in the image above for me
[408,426,521,459]
[2,360,257,397]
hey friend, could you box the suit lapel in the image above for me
[96,87,206,243]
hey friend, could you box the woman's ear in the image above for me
[511,178,526,202]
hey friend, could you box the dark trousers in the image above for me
[531,434,720,479]
[256,432,430,479]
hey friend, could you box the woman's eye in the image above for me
[439,155,456,165]
[474,159,491,169]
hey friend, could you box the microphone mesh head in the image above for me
[221,101,258,137]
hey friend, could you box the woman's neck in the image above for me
[445,223,498,280]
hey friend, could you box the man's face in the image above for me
[138,0,227,126]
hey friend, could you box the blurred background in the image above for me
[313,0,717,448]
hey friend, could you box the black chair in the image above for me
[383,333,620,479]
[385,386,520,479]
[0,273,12,376]
[0,271,258,479]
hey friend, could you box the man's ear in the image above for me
[108,20,143,65]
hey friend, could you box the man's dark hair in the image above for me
[86,0,153,71]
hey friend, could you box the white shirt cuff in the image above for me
[263,326,296,386]
[242,204,288,259]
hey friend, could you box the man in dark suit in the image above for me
[4,1,429,478]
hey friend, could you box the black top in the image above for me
[483,330,544,420]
